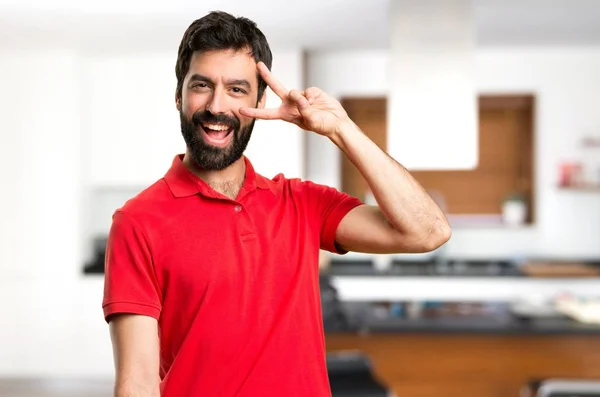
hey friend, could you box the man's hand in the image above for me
[239,62,348,138]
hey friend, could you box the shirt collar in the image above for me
[164,154,270,198]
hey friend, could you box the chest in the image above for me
[152,194,320,304]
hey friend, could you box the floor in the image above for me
[0,379,113,397]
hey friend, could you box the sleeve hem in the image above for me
[321,200,364,254]
[103,301,161,323]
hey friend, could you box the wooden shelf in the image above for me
[558,184,600,191]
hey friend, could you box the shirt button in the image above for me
[234,205,242,212]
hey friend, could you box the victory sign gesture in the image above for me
[239,62,349,138]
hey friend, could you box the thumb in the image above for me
[298,103,315,120]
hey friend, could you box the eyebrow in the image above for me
[189,74,251,90]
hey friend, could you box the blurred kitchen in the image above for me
[1,0,600,396]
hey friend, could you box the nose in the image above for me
[206,88,228,115]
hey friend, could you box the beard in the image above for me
[180,109,255,171]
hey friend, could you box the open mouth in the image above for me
[200,122,234,147]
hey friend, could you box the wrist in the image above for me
[330,117,356,145]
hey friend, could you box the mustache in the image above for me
[192,111,240,131]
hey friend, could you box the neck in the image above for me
[183,152,246,200]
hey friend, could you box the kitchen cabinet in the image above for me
[340,95,535,221]
[326,332,600,397]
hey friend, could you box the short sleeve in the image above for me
[102,210,162,323]
[300,181,363,255]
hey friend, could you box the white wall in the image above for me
[0,50,99,377]
[0,44,305,378]
[307,47,600,259]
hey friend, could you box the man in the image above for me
[103,10,451,397]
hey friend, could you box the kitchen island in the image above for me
[324,306,600,397]
[320,256,600,397]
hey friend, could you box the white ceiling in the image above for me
[1,0,600,52]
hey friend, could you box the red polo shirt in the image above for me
[102,154,363,397]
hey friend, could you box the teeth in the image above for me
[203,123,230,131]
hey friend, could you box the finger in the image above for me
[239,106,281,120]
[305,87,320,104]
[289,89,309,109]
[257,62,288,99]
[299,90,314,105]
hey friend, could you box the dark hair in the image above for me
[175,11,273,102]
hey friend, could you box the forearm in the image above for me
[330,118,451,241]
[109,314,161,397]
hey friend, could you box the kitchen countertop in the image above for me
[325,258,600,278]
[323,293,600,335]
[347,314,600,335]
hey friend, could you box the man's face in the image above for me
[177,49,266,171]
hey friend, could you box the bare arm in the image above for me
[331,118,452,253]
[109,314,161,397]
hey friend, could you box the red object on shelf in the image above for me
[559,162,583,187]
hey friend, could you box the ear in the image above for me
[175,90,181,111]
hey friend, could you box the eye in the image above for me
[231,87,247,94]
[191,82,209,90]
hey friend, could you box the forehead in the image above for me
[186,49,258,86]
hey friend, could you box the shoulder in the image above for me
[112,178,173,226]
[257,172,332,196]
[256,172,351,207]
